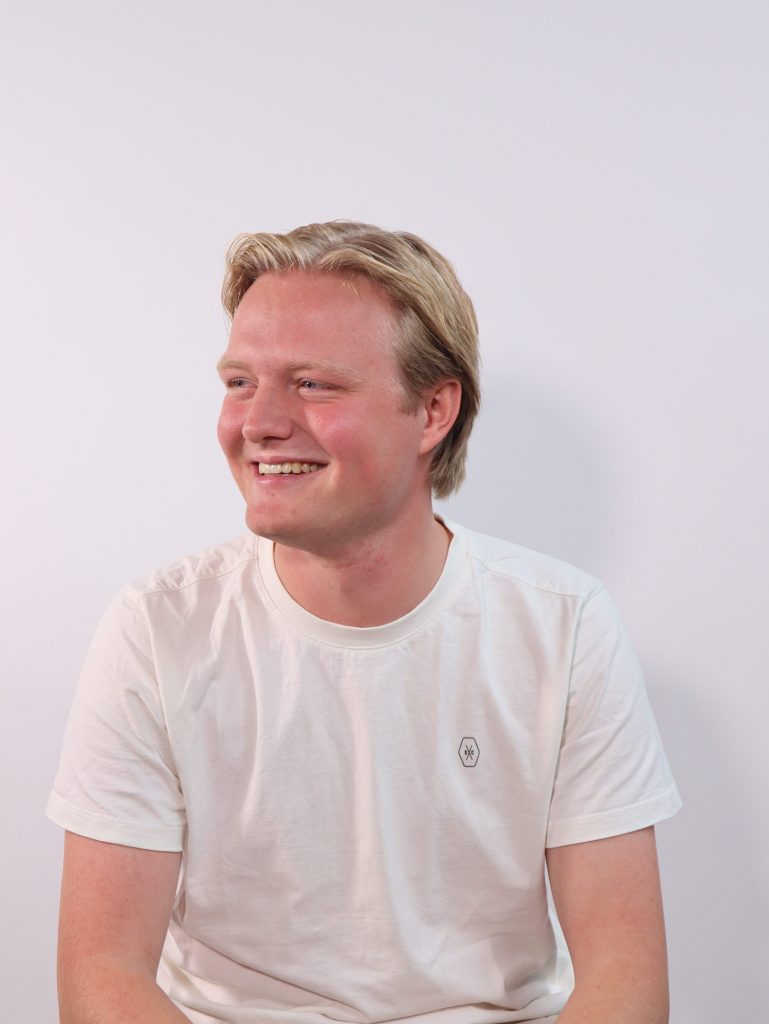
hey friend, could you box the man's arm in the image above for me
[546,826,670,1024]
[57,831,191,1023]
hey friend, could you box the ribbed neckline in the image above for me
[255,517,468,649]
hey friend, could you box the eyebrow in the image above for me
[287,361,365,383]
[215,358,364,383]
[215,358,248,374]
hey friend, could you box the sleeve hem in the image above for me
[545,784,682,848]
[45,791,185,853]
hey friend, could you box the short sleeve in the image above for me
[545,587,681,848]
[46,586,186,851]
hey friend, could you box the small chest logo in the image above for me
[458,736,480,767]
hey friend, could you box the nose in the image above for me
[241,384,294,444]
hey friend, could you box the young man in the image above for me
[48,221,681,1024]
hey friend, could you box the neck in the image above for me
[273,512,452,627]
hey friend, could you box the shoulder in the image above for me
[447,518,603,601]
[124,533,258,603]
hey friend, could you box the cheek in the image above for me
[334,423,413,483]
[308,404,421,477]
[315,413,379,465]
[216,404,242,453]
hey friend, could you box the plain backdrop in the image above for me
[2,1,767,1020]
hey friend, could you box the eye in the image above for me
[225,378,249,389]
[298,379,328,391]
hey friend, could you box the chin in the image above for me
[244,510,280,540]
[244,507,301,544]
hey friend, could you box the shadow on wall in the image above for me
[437,372,614,575]
[642,666,768,1024]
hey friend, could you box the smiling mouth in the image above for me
[256,462,323,475]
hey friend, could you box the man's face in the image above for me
[216,270,433,554]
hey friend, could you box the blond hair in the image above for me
[222,221,480,498]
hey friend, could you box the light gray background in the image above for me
[2,1,767,1020]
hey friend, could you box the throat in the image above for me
[273,518,452,626]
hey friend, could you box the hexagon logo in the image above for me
[458,736,479,767]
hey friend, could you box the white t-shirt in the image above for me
[47,520,681,1024]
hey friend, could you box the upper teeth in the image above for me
[258,462,321,475]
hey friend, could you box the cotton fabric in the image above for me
[47,520,681,1024]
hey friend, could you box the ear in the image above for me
[418,379,462,456]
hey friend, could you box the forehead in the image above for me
[224,271,401,363]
